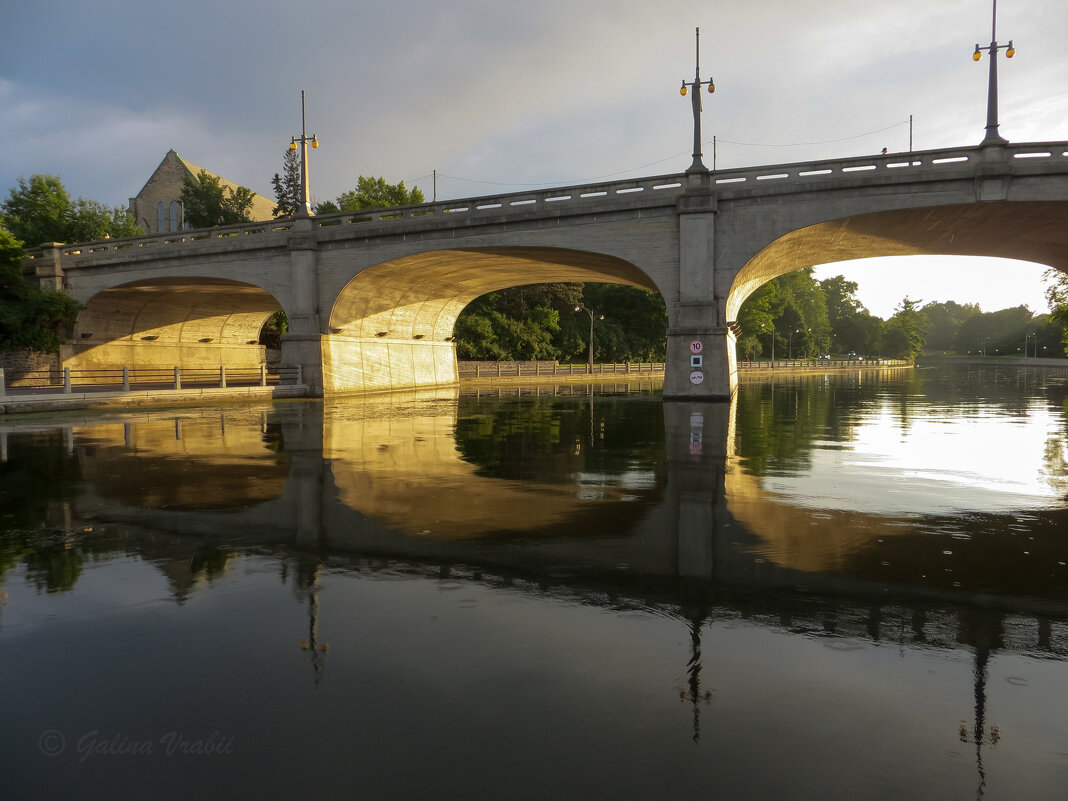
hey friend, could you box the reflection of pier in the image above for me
[7,388,1066,651]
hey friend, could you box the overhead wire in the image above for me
[404,119,913,192]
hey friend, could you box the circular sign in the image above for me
[689,340,703,354]
[689,371,704,385]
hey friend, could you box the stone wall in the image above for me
[0,350,59,387]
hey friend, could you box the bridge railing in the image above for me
[0,365,305,397]
[22,140,1068,268]
[739,358,912,370]
[459,362,665,379]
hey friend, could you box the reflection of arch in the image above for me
[67,277,284,370]
[726,201,1068,320]
[328,246,657,340]
[322,393,663,539]
[75,415,290,511]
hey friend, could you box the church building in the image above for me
[128,150,276,234]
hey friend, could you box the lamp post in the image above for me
[788,328,800,359]
[679,27,716,174]
[972,0,1015,147]
[575,305,601,374]
[289,90,319,217]
[1025,331,1036,358]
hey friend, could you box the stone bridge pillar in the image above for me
[280,218,326,396]
[664,398,734,579]
[664,175,737,400]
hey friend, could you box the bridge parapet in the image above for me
[21,141,1068,274]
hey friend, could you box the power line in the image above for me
[408,119,913,192]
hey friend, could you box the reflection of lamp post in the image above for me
[289,90,320,217]
[679,27,716,174]
[972,0,1015,147]
[575,305,602,374]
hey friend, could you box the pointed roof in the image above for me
[135,150,276,222]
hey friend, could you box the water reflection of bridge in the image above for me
[4,387,1063,647]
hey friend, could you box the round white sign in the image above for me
[689,371,704,385]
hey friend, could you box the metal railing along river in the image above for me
[0,365,304,397]
[458,362,665,379]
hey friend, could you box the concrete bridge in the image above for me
[25,141,1068,399]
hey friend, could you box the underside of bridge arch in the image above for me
[322,246,656,393]
[65,277,283,371]
[726,201,1068,321]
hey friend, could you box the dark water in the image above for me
[1,365,1066,800]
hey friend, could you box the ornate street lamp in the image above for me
[679,27,716,174]
[972,0,1015,147]
[289,90,320,216]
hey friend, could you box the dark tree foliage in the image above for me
[882,297,929,359]
[179,170,255,228]
[920,300,981,352]
[454,283,667,363]
[0,225,81,352]
[271,147,302,218]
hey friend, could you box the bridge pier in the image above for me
[665,179,737,400]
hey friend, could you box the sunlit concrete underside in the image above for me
[726,201,1068,320]
[322,247,655,394]
[66,277,281,370]
[322,402,648,538]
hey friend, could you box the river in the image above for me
[1,364,1066,800]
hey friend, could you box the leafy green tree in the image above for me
[336,176,425,211]
[2,175,70,245]
[737,268,831,359]
[920,300,980,352]
[882,297,928,359]
[1046,268,1068,356]
[955,305,1035,355]
[0,224,81,352]
[270,147,302,218]
[2,174,143,244]
[455,283,582,361]
[180,170,255,228]
[580,284,667,361]
[314,199,340,215]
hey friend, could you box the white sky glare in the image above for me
[2,0,1065,318]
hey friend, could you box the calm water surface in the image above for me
[1,365,1066,800]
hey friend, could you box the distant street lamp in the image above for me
[788,328,801,359]
[679,27,716,174]
[289,90,320,217]
[972,0,1015,147]
[1025,331,1036,358]
[575,305,602,374]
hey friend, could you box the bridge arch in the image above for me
[725,201,1068,321]
[320,246,658,393]
[67,276,284,371]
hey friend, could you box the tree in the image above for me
[179,170,255,228]
[920,300,980,352]
[737,268,831,359]
[336,176,425,211]
[2,174,144,245]
[882,297,928,359]
[1,175,70,245]
[0,223,81,353]
[270,147,302,218]
[1046,268,1068,357]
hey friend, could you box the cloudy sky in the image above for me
[3,0,1066,318]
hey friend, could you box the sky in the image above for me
[2,0,1067,319]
